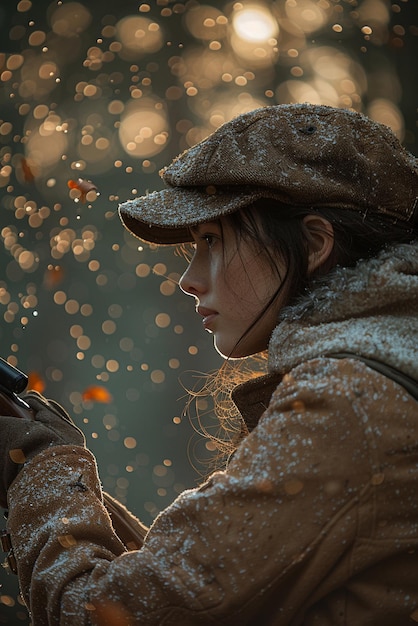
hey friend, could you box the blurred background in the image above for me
[0,0,417,622]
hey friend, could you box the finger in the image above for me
[23,394,68,421]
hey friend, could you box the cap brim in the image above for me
[118,186,275,245]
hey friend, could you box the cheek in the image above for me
[221,244,283,315]
[235,261,280,309]
[221,273,270,322]
[220,267,251,310]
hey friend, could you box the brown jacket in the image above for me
[7,242,418,625]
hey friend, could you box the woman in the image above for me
[1,104,418,625]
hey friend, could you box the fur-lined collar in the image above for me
[268,241,418,380]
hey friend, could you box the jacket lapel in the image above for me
[231,372,283,431]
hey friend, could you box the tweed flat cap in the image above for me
[119,103,418,244]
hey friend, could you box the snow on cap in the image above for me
[119,103,418,244]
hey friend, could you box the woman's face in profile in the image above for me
[179,217,284,358]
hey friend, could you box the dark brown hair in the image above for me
[227,198,418,309]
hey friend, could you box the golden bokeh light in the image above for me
[230,4,279,66]
[25,127,68,172]
[278,46,368,109]
[284,0,331,34]
[232,4,279,42]
[118,100,169,157]
[184,5,228,41]
[50,2,92,38]
[115,16,164,60]
[367,98,404,140]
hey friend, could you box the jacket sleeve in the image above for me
[7,357,415,625]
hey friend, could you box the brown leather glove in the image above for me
[0,391,85,509]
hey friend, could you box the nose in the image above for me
[179,256,206,298]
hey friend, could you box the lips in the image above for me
[197,306,218,330]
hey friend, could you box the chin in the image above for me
[214,339,236,359]
[214,339,261,360]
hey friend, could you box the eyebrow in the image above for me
[190,221,220,234]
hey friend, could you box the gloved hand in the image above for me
[0,391,85,509]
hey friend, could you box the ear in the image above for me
[302,214,334,274]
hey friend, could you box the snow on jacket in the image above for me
[6,241,418,625]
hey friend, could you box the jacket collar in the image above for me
[231,372,282,431]
[268,240,418,381]
[232,353,418,432]
[232,241,418,430]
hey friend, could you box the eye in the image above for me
[202,233,216,247]
[189,222,222,249]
